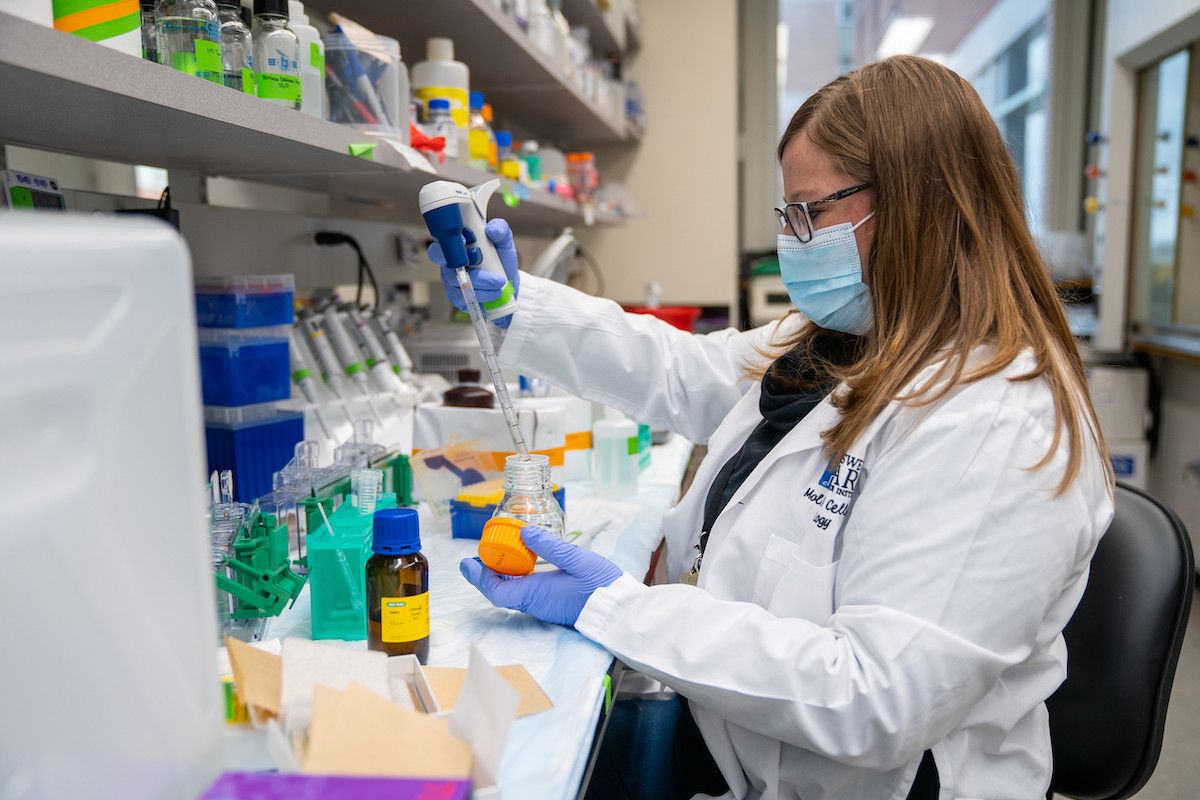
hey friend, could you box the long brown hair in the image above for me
[768,55,1111,493]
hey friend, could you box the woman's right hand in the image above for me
[427,218,521,328]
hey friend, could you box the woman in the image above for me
[433,56,1114,799]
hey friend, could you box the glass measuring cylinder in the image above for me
[492,454,564,537]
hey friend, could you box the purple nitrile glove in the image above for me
[427,218,521,329]
[459,524,623,627]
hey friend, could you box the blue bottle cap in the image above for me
[373,507,421,555]
[429,98,451,112]
[469,90,485,110]
[495,130,513,148]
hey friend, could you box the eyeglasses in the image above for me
[774,182,873,243]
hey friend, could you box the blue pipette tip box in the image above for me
[198,328,291,407]
[195,274,295,328]
[204,405,304,502]
[450,482,566,540]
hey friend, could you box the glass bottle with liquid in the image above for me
[217,1,252,93]
[252,0,300,109]
[140,0,158,63]
[493,453,565,536]
[155,0,222,83]
[366,507,430,663]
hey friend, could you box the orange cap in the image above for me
[479,517,536,576]
[482,103,494,123]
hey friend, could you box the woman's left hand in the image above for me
[459,525,623,627]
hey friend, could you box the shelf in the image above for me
[623,1,642,53]
[560,0,625,56]
[0,13,616,230]
[304,0,631,144]
[1130,327,1200,364]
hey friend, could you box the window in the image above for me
[971,19,1050,229]
[1129,48,1194,329]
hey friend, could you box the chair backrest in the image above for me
[1047,483,1194,800]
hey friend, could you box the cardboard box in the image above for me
[224,637,552,793]
[1108,438,1150,490]
[1086,366,1149,441]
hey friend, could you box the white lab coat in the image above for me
[500,274,1114,800]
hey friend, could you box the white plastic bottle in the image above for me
[411,37,470,164]
[252,0,300,109]
[592,411,639,500]
[288,0,324,118]
[528,0,555,59]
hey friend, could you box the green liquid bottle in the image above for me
[366,507,430,663]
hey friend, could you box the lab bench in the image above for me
[231,433,696,799]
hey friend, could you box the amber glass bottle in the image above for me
[443,368,495,408]
[366,507,430,662]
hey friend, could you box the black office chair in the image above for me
[1046,483,1194,799]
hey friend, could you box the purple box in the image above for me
[200,772,472,800]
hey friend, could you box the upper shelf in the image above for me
[0,13,611,230]
[303,0,633,144]
[559,0,625,56]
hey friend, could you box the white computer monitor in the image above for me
[0,214,223,798]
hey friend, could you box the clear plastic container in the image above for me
[324,31,408,142]
[217,2,253,93]
[155,0,221,83]
[491,453,565,536]
[593,414,639,499]
[252,0,300,109]
[288,0,325,118]
[194,274,295,327]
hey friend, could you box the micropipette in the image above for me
[343,304,407,398]
[320,307,384,425]
[418,178,527,457]
[367,309,416,380]
[297,310,356,428]
[288,328,334,440]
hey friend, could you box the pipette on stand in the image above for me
[419,178,528,458]
[367,309,416,382]
[297,310,355,428]
[320,307,384,425]
[288,328,334,440]
[342,304,410,407]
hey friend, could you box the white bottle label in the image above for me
[433,119,458,159]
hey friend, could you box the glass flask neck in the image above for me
[503,454,552,493]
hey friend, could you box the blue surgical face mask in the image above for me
[777,211,875,335]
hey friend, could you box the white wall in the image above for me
[576,0,739,309]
